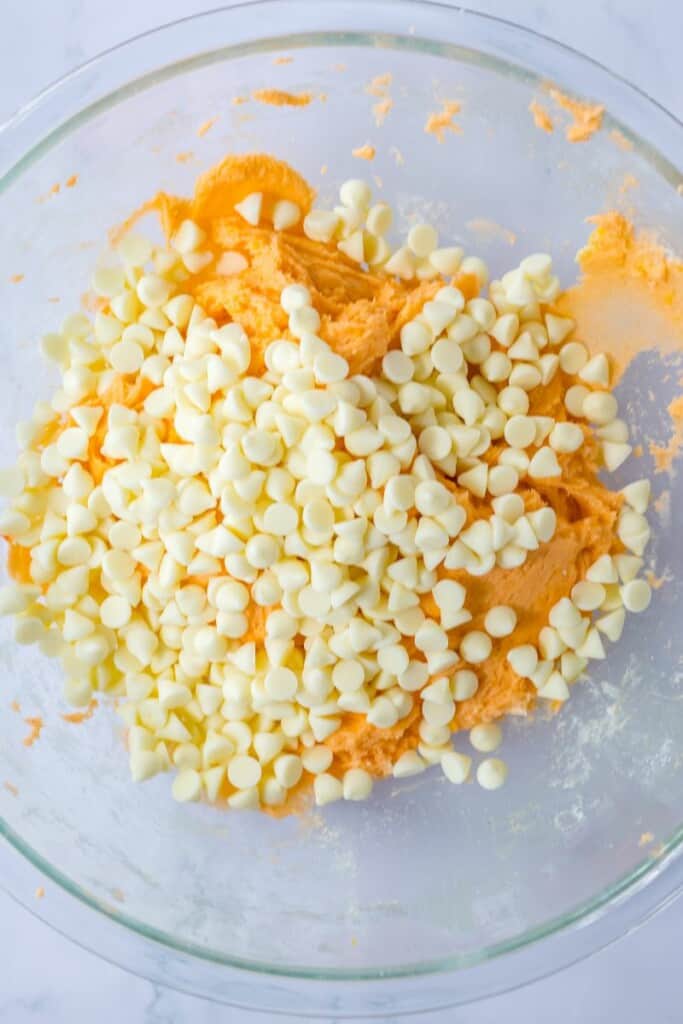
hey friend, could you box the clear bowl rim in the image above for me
[0,0,681,1004]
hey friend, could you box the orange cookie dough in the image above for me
[559,212,683,379]
[1,153,664,813]
[424,100,462,142]
[547,87,604,143]
[113,158,617,756]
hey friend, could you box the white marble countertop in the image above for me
[1,1,681,1021]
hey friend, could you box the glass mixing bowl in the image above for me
[1,1,682,1016]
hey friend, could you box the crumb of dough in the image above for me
[272,56,293,65]
[252,88,313,107]
[653,489,671,521]
[367,76,393,126]
[529,100,554,133]
[610,128,633,151]
[37,183,61,203]
[619,174,639,194]
[366,72,392,97]
[61,699,98,724]
[112,888,126,902]
[232,95,249,106]
[373,97,393,126]
[65,174,78,188]
[645,568,671,590]
[9,274,24,284]
[10,700,20,713]
[35,887,45,899]
[352,143,376,161]
[3,781,18,797]
[176,151,194,164]
[81,290,104,313]
[23,716,43,747]
[197,117,218,137]
[332,62,347,72]
[390,146,405,165]
[649,396,683,474]
[466,218,517,247]
[320,163,328,175]
[366,69,393,129]
[639,831,655,846]
[424,99,462,142]
[47,296,60,303]
[548,87,604,142]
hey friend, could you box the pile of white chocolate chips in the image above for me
[0,173,653,810]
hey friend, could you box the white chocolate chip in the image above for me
[393,750,427,778]
[577,627,606,660]
[549,422,583,453]
[172,769,202,802]
[528,447,561,479]
[469,723,502,752]
[618,509,650,556]
[343,768,373,801]
[504,415,536,449]
[407,223,438,259]
[273,200,301,231]
[621,578,651,613]
[228,755,262,789]
[602,441,632,472]
[620,479,650,514]
[312,772,343,806]
[303,210,339,243]
[452,669,478,700]
[507,645,538,678]
[441,750,471,784]
[579,353,610,387]
[484,605,517,638]
[564,384,589,417]
[614,553,643,583]
[559,341,588,375]
[545,314,574,345]
[476,758,508,790]
[583,391,618,425]
[460,631,492,664]
[596,607,626,642]
[571,581,606,611]
[234,192,263,226]
[538,672,570,701]
[340,179,371,208]
[586,554,618,584]
[429,246,463,275]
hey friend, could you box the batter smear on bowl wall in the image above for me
[2,151,675,814]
